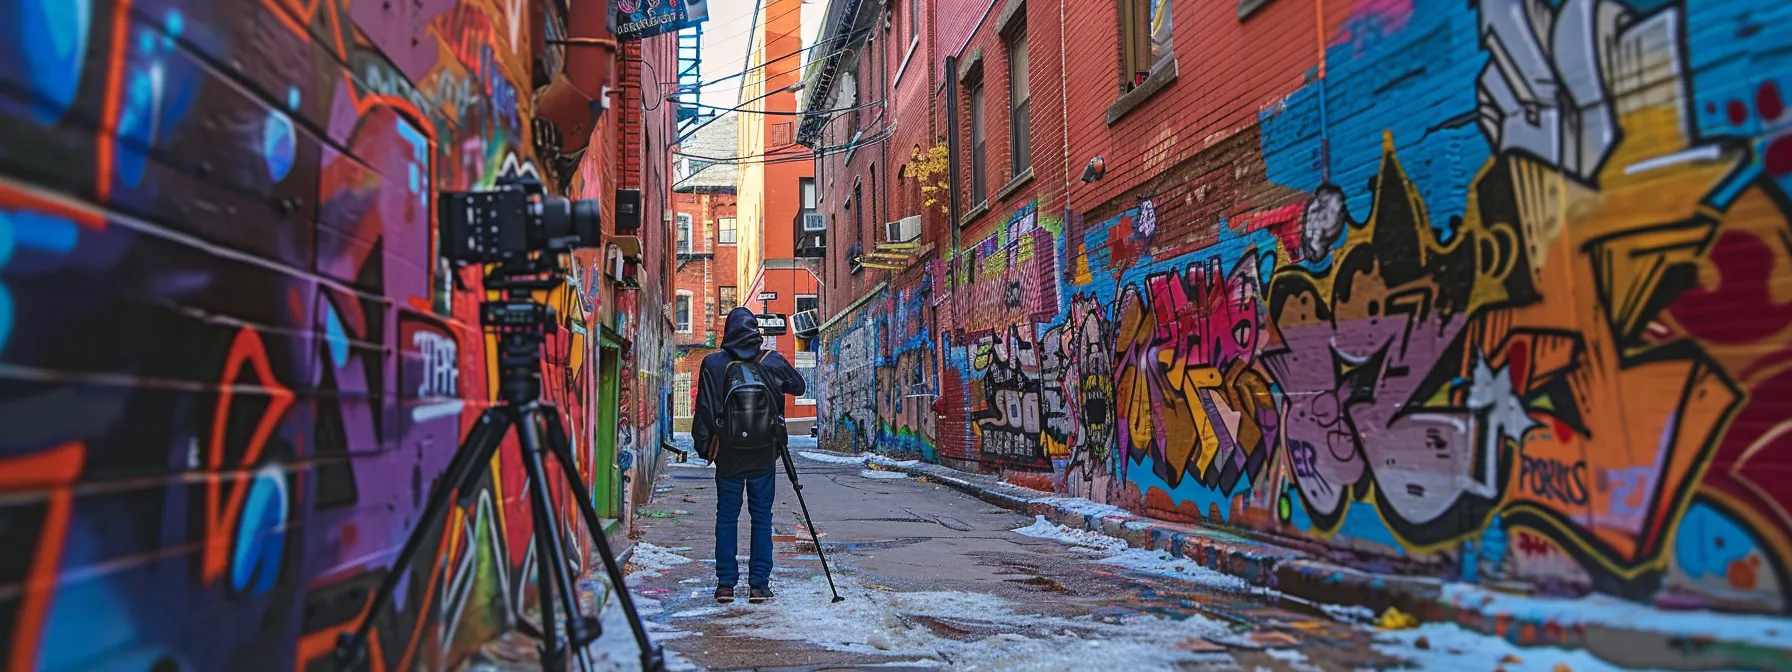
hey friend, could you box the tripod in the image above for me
[776,434,845,603]
[335,259,664,672]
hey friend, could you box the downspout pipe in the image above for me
[538,0,620,154]
[944,55,962,295]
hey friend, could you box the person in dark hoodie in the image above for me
[691,307,806,603]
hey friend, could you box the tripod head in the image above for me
[479,254,569,406]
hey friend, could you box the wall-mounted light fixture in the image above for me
[1081,156,1107,183]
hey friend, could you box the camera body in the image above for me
[440,176,602,263]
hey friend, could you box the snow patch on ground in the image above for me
[1318,602,1376,624]
[700,573,1237,670]
[573,590,702,671]
[1012,517,1251,592]
[1032,497,1134,521]
[1096,548,1253,592]
[1012,516,1130,554]
[858,469,909,480]
[1375,623,1682,672]
[1441,583,1792,649]
[797,450,872,464]
[665,460,713,469]
[867,455,922,468]
[626,543,694,577]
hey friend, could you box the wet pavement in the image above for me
[462,441,1750,671]
[609,437,1428,671]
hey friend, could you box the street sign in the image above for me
[755,313,788,336]
[757,292,778,302]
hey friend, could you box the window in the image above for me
[1121,0,1174,89]
[969,79,987,204]
[719,286,737,312]
[800,178,817,210]
[674,372,693,418]
[847,62,862,140]
[870,164,879,232]
[676,213,693,254]
[796,294,819,314]
[853,182,864,254]
[718,216,737,244]
[909,0,919,42]
[1008,33,1032,177]
[674,292,693,333]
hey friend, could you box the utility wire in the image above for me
[679,99,884,117]
[679,120,895,166]
[675,25,871,144]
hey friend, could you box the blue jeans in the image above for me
[715,471,776,589]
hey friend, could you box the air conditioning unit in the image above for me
[884,215,921,243]
[802,212,827,231]
[791,309,820,338]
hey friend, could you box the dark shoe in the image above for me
[748,587,774,603]
[715,586,736,603]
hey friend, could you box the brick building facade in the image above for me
[804,0,1792,615]
[672,118,740,431]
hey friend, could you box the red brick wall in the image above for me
[672,190,737,429]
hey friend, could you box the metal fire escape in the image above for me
[676,24,711,136]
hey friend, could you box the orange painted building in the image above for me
[735,0,821,428]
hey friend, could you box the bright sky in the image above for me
[686,0,826,109]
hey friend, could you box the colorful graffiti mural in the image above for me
[818,0,1792,614]
[0,0,649,668]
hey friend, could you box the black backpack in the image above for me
[718,353,780,450]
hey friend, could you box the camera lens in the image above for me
[537,194,572,245]
[570,199,602,248]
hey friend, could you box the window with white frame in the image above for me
[676,213,694,254]
[675,291,693,333]
[718,216,737,244]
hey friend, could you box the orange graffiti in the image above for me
[1,442,86,672]
[203,328,296,584]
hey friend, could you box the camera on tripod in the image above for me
[336,175,667,671]
[440,175,601,263]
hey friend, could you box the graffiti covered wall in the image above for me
[819,0,1792,614]
[0,0,625,669]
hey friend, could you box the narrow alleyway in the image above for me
[574,437,1672,671]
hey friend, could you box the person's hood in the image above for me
[721,307,764,360]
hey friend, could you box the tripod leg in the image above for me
[777,442,846,603]
[542,408,666,672]
[515,406,585,671]
[335,408,512,668]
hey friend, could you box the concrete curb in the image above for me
[848,452,1792,672]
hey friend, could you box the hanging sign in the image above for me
[611,0,710,42]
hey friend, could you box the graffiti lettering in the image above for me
[1520,456,1590,507]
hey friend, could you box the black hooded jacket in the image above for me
[692,307,807,478]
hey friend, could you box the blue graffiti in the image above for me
[17,0,92,124]
[231,467,289,596]
[114,14,200,190]
[0,210,12,355]
[263,112,296,181]
[1130,453,1247,522]
[323,301,351,368]
[1258,6,1488,243]
[1674,501,1764,582]
[0,209,80,356]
